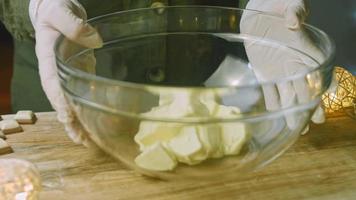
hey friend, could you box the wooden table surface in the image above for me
[1,112,356,200]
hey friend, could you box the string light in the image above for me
[322,67,356,116]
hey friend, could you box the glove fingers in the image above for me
[287,60,312,105]
[311,105,326,124]
[32,0,99,146]
[47,4,102,49]
[69,0,88,20]
[262,84,281,111]
[63,107,92,147]
[277,82,299,129]
[65,121,92,147]
[280,60,315,129]
[57,38,97,75]
[68,49,96,74]
[35,28,74,123]
[285,0,307,30]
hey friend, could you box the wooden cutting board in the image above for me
[1,112,356,200]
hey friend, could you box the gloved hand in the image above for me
[240,0,326,133]
[29,0,103,145]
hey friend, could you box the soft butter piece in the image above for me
[1,120,23,134]
[15,111,36,124]
[144,91,210,118]
[221,123,248,155]
[135,143,177,171]
[183,124,223,165]
[134,122,182,151]
[134,90,249,171]
[197,125,224,159]
[0,138,12,155]
[167,126,203,165]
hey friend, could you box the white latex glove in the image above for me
[240,0,326,132]
[29,0,103,145]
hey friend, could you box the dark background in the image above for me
[0,1,355,114]
[308,0,356,73]
[0,22,13,114]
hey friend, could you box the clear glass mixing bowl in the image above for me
[56,6,335,180]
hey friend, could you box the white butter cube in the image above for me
[135,143,177,171]
[184,125,222,164]
[168,126,203,165]
[134,122,182,151]
[197,125,224,159]
[0,138,12,155]
[15,111,36,124]
[221,123,248,155]
[134,89,250,171]
[200,92,240,117]
[1,120,23,134]
[144,91,210,118]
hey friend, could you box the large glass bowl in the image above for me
[56,6,335,181]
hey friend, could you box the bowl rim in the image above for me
[60,82,321,123]
[55,5,335,91]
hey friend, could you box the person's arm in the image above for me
[29,0,103,146]
[0,0,35,41]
